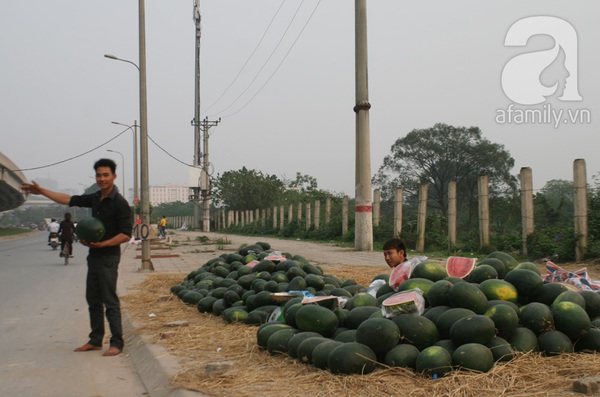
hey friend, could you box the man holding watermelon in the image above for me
[21,158,132,357]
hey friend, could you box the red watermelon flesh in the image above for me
[389,257,428,291]
[389,262,413,291]
[446,256,477,278]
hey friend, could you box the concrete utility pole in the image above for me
[200,117,220,231]
[190,0,220,231]
[133,120,139,204]
[354,0,373,251]
[138,0,153,271]
[191,0,202,231]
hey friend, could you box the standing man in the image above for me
[21,158,132,356]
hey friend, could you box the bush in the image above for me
[526,227,576,262]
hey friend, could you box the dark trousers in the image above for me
[60,239,73,255]
[86,254,123,349]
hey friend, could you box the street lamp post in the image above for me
[106,149,126,198]
[111,121,139,204]
[104,0,153,271]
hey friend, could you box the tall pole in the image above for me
[139,0,153,270]
[133,120,139,204]
[107,149,125,198]
[354,0,373,251]
[202,117,210,231]
[199,117,220,231]
[110,121,139,215]
[192,0,202,230]
[191,1,220,231]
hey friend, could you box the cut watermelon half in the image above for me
[245,260,260,268]
[446,256,477,278]
[389,257,429,291]
[389,261,413,291]
[381,289,426,317]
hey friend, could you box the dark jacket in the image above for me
[69,187,132,257]
[58,220,75,241]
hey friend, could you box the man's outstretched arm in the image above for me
[21,180,71,205]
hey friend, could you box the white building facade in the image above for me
[141,184,190,205]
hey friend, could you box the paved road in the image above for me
[0,232,147,397]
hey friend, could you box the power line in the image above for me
[205,0,305,117]
[11,127,195,174]
[206,0,321,118]
[11,128,130,172]
[201,0,288,115]
[147,134,194,168]
[220,0,322,119]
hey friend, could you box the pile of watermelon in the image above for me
[171,245,600,377]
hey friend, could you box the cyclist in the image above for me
[59,212,75,258]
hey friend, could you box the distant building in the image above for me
[146,184,190,205]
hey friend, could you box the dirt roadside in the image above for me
[121,230,600,397]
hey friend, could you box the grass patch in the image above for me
[0,228,34,238]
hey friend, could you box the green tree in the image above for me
[285,172,318,191]
[588,173,600,257]
[212,167,284,211]
[533,179,573,228]
[372,123,517,229]
[152,201,195,220]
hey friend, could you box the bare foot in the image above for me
[103,346,122,356]
[74,343,102,352]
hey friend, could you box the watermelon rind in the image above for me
[415,346,453,377]
[75,217,105,243]
[452,343,494,373]
[445,256,476,279]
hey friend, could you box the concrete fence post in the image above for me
[373,188,380,227]
[342,195,349,236]
[416,184,428,252]
[520,167,534,255]
[574,159,588,261]
[394,188,403,237]
[448,181,457,248]
[478,175,490,249]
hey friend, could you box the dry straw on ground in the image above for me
[122,265,600,397]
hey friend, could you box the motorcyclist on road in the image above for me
[48,218,60,244]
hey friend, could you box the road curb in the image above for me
[123,313,207,397]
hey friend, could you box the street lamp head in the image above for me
[104,53,140,71]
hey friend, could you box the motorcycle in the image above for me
[49,232,60,250]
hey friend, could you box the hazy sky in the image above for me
[2,1,599,200]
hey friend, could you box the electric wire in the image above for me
[147,134,194,167]
[219,0,322,119]
[10,128,130,172]
[11,128,195,173]
[205,0,316,118]
[201,0,288,115]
